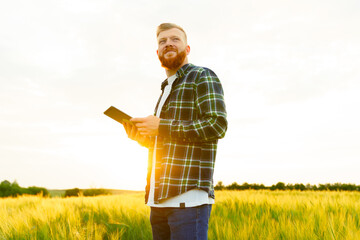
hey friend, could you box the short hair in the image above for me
[156,23,187,42]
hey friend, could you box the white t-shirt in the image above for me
[147,74,214,208]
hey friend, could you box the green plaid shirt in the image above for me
[145,63,227,204]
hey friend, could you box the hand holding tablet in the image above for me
[104,106,134,125]
[104,106,160,136]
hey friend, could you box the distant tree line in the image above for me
[0,180,112,198]
[215,181,360,191]
[64,188,111,197]
[0,180,49,197]
[4,179,359,198]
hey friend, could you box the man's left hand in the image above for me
[131,115,160,136]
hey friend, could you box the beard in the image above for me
[158,46,187,70]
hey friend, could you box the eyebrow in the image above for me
[158,35,181,42]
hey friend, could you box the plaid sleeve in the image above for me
[158,68,227,142]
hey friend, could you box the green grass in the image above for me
[47,189,143,198]
[1,190,359,239]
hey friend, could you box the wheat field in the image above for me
[1,190,359,239]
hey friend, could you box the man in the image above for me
[124,23,227,240]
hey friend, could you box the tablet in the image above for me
[104,106,132,125]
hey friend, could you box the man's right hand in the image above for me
[123,120,150,147]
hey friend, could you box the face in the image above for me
[157,28,190,70]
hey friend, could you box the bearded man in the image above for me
[124,23,227,240]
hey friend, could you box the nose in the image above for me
[164,41,173,47]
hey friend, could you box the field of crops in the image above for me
[1,190,359,239]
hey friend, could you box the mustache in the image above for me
[163,46,178,54]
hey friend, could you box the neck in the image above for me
[165,69,177,78]
[165,59,188,78]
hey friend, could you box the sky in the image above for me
[1,0,359,190]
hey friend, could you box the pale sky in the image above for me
[1,0,359,190]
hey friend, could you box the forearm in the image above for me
[158,114,227,142]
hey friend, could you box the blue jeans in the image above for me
[150,204,212,240]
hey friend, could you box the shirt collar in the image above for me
[161,79,168,91]
[176,63,193,79]
[161,63,194,91]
